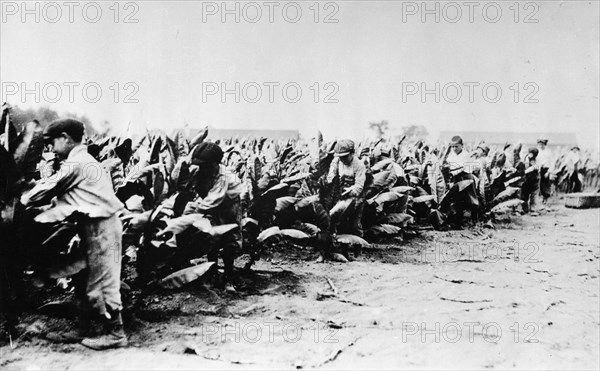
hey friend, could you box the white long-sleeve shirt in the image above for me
[326,156,367,197]
[21,145,124,223]
[187,165,243,212]
[446,150,474,176]
[537,147,554,169]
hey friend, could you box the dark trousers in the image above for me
[539,167,551,201]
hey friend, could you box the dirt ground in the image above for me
[2,199,599,370]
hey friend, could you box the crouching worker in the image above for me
[326,139,367,237]
[183,142,243,292]
[20,119,127,350]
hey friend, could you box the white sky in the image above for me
[1,1,599,148]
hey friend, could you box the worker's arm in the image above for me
[21,162,80,207]
[325,157,339,184]
[184,174,229,214]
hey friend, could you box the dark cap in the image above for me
[334,139,355,157]
[450,136,463,145]
[537,139,548,145]
[191,142,224,164]
[44,118,85,144]
[528,148,539,158]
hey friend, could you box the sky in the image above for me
[1,0,599,148]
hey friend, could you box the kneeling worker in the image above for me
[183,142,244,292]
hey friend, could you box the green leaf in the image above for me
[491,199,524,214]
[282,172,310,184]
[296,195,319,210]
[242,217,259,228]
[330,252,349,263]
[412,195,436,204]
[368,224,402,237]
[257,226,281,242]
[336,234,369,247]
[41,222,78,251]
[369,191,402,206]
[383,213,414,227]
[291,222,320,237]
[190,126,209,148]
[153,169,165,205]
[330,198,354,220]
[275,196,297,212]
[191,220,239,237]
[12,120,44,180]
[280,229,310,240]
[159,262,215,289]
[491,187,519,207]
[156,214,207,237]
[149,135,162,164]
[262,182,289,198]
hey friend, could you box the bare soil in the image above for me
[2,199,599,370]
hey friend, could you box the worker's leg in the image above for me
[217,198,243,290]
[80,214,127,350]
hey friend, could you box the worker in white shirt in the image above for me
[446,136,474,177]
[536,139,554,203]
[21,119,127,350]
[565,146,583,193]
[326,139,367,236]
[443,136,479,228]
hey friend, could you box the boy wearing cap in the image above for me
[183,142,243,292]
[443,136,479,227]
[326,139,367,237]
[20,118,127,350]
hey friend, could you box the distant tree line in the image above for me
[5,105,97,136]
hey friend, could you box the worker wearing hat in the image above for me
[502,142,516,170]
[184,141,244,291]
[326,139,367,237]
[536,139,554,203]
[521,148,540,213]
[21,118,128,350]
[565,145,582,193]
[473,143,490,180]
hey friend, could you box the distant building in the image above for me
[438,131,578,149]
[178,127,300,141]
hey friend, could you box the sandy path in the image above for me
[2,204,599,370]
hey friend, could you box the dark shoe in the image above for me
[81,312,128,350]
[224,282,237,293]
[81,332,128,350]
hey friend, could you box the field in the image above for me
[1,199,599,370]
